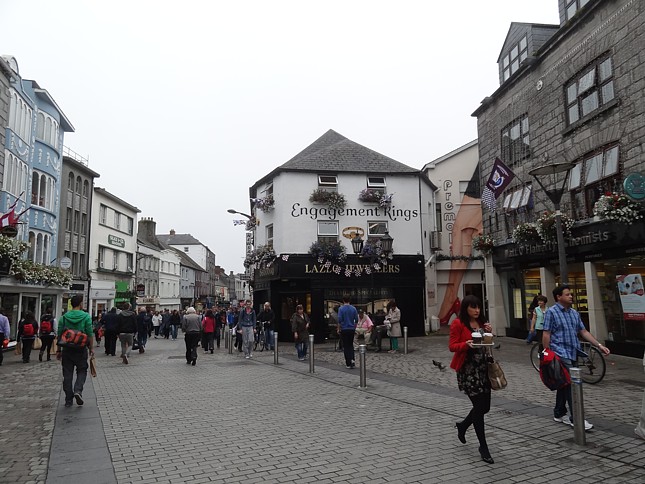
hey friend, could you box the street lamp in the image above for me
[227,208,253,220]
[351,230,394,313]
[529,162,575,285]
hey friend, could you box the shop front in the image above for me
[491,218,645,357]
[252,254,426,343]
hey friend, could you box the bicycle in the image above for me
[253,325,266,352]
[530,340,606,384]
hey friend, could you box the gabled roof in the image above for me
[168,246,207,273]
[158,233,202,246]
[281,129,418,174]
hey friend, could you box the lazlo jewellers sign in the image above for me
[291,203,419,222]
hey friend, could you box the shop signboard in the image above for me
[616,274,645,320]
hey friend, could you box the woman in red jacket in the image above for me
[201,310,216,354]
[449,295,494,464]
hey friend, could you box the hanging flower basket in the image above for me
[245,217,257,231]
[360,240,393,261]
[472,234,494,254]
[309,189,347,211]
[252,195,274,213]
[535,211,574,243]
[358,189,393,207]
[308,240,347,265]
[244,245,277,269]
[0,236,71,286]
[512,222,540,244]
[593,192,643,224]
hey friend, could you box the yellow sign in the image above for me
[342,227,365,239]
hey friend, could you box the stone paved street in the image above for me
[1,334,644,483]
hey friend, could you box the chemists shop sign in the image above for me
[108,234,126,248]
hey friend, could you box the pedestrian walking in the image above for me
[385,300,401,353]
[238,300,256,359]
[152,311,162,338]
[137,307,150,353]
[337,296,358,368]
[542,285,610,430]
[101,308,119,356]
[92,313,102,347]
[18,312,38,363]
[56,295,94,407]
[290,304,310,361]
[182,307,201,365]
[117,303,137,364]
[258,302,275,350]
[38,312,56,362]
[161,308,171,339]
[202,309,216,354]
[170,309,181,340]
[0,309,10,366]
[228,306,242,351]
[449,295,495,465]
[215,308,226,349]
[528,295,548,350]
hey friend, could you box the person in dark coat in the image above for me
[18,312,38,363]
[137,307,151,353]
[257,302,275,350]
[101,308,119,356]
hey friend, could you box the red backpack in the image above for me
[22,322,35,337]
[539,348,571,390]
[40,319,52,334]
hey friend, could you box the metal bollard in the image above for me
[570,367,586,445]
[403,326,408,354]
[273,332,279,365]
[308,334,315,373]
[228,329,233,355]
[224,328,229,349]
[359,344,367,389]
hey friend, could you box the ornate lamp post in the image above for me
[351,231,394,313]
[529,162,575,285]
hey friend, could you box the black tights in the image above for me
[462,392,491,452]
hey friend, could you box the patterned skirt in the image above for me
[457,352,491,397]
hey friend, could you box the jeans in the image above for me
[138,332,147,349]
[21,338,34,362]
[554,357,574,419]
[154,326,160,336]
[40,335,55,359]
[119,333,134,358]
[266,329,274,350]
[340,330,355,366]
[295,341,308,359]
[203,332,215,352]
[62,347,88,403]
[241,326,254,356]
[185,332,200,363]
[171,325,179,340]
[215,327,222,348]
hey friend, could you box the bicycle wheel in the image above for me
[578,343,606,384]
[258,330,265,352]
[530,343,541,372]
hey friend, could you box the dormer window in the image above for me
[502,35,528,82]
[318,175,338,192]
[565,0,591,21]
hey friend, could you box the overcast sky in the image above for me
[1,0,559,273]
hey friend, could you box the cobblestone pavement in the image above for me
[2,334,644,483]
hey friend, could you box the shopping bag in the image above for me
[15,341,22,355]
[50,338,57,354]
[33,337,42,350]
[90,356,97,377]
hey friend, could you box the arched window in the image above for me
[68,172,74,191]
[35,233,43,264]
[76,176,81,193]
[37,112,45,139]
[83,180,89,198]
[28,231,35,261]
[31,173,39,205]
[39,174,46,206]
[43,235,49,265]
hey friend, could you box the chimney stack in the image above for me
[170,229,176,236]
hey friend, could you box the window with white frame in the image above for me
[127,216,133,235]
[28,230,51,265]
[36,111,59,149]
[501,114,530,165]
[569,144,620,219]
[8,90,33,143]
[502,185,532,211]
[317,220,338,243]
[318,175,338,192]
[31,170,55,210]
[263,182,273,197]
[114,212,121,230]
[367,176,386,188]
[565,0,591,21]
[266,224,273,248]
[113,250,120,271]
[502,35,528,82]
[2,150,29,198]
[99,246,106,269]
[566,55,615,126]
[99,204,107,224]
[367,221,388,239]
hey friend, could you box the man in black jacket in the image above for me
[257,302,275,351]
[101,308,119,356]
[117,303,137,364]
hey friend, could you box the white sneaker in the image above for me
[558,415,594,430]
[245,355,250,359]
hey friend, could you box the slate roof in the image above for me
[168,246,207,273]
[280,129,418,174]
[157,233,202,246]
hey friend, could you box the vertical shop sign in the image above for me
[616,274,645,320]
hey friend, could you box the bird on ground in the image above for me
[432,360,446,370]
[494,344,501,350]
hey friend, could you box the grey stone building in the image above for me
[59,151,100,309]
[473,0,645,356]
[0,57,12,173]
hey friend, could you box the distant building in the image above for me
[88,187,140,315]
